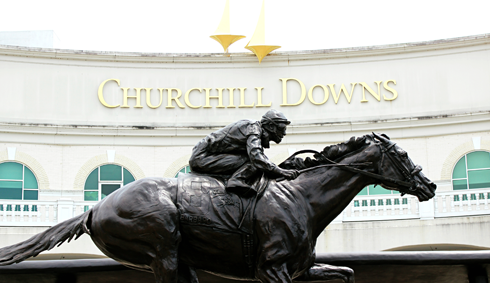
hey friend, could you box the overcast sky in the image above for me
[1,0,489,53]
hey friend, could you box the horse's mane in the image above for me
[279,134,372,170]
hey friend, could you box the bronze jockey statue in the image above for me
[189,109,299,196]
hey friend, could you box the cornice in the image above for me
[0,111,487,146]
[0,34,489,64]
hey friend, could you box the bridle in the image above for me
[279,141,423,195]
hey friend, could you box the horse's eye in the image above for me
[398,150,407,157]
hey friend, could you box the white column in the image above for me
[57,199,74,223]
[419,198,435,220]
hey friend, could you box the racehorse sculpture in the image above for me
[0,133,436,283]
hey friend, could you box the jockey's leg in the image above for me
[189,152,247,175]
[226,162,260,197]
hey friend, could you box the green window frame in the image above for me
[452,151,490,191]
[0,162,38,200]
[84,164,135,201]
[175,165,191,178]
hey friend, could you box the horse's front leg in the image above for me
[295,263,354,283]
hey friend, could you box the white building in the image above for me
[0,33,489,259]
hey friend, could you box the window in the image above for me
[84,164,135,201]
[357,184,394,195]
[356,184,408,206]
[0,162,38,200]
[175,165,191,178]
[452,151,490,190]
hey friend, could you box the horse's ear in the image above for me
[381,133,391,140]
[372,132,390,143]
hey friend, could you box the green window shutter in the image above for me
[0,162,23,180]
[468,169,490,189]
[386,199,392,205]
[467,151,490,170]
[452,157,467,179]
[402,198,408,204]
[23,190,38,200]
[362,200,368,206]
[123,168,135,185]
[84,169,98,191]
[370,200,376,206]
[394,199,400,205]
[354,200,359,207]
[0,181,22,199]
[24,167,38,189]
[100,164,122,181]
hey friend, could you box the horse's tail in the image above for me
[0,209,92,266]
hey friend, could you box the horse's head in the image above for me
[371,133,436,202]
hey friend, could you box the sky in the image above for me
[1,0,490,53]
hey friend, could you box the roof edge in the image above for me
[0,33,489,63]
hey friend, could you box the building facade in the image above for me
[0,34,489,259]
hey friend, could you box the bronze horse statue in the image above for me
[0,133,436,283]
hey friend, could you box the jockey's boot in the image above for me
[226,163,258,197]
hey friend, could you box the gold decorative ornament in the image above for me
[245,0,281,63]
[210,0,245,53]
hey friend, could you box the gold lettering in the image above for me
[307,84,329,105]
[166,88,185,109]
[97,78,120,108]
[144,88,162,109]
[255,87,271,107]
[145,88,163,109]
[238,88,254,108]
[383,80,398,101]
[280,78,306,106]
[360,81,382,102]
[185,88,202,109]
[121,88,143,108]
[227,88,236,108]
[204,88,224,108]
[327,83,357,104]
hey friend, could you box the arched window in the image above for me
[354,184,408,207]
[174,165,191,178]
[84,164,135,201]
[358,184,393,196]
[452,151,490,190]
[0,162,38,200]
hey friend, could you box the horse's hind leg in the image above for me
[296,263,354,283]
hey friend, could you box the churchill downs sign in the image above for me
[97,78,398,109]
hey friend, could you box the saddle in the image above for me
[176,172,269,235]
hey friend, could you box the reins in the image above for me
[276,146,413,189]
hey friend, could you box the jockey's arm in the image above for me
[246,135,298,180]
